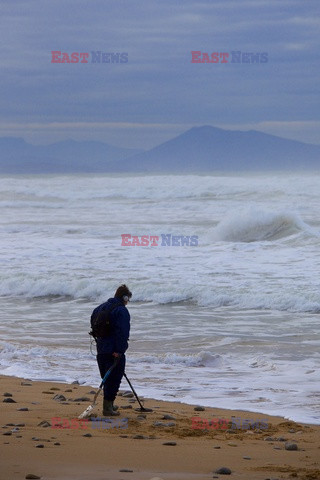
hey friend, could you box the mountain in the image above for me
[112,126,320,172]
[0,137,142,173]
[0,126,319,173]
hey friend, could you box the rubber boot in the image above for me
[103,399,120,416]
[112,402,119,411]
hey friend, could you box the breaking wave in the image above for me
[1,275,320,313]
[213,208,315,242]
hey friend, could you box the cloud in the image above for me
[0,0,319,147]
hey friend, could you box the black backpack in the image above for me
[89,303,119,339]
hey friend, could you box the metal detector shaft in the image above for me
[124,372,152,412]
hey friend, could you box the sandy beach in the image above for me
[1,374,319,480]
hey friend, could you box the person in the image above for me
[91,284,132,416]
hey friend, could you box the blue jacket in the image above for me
[92,297,130,355]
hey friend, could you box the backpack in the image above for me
[89,303,119,339]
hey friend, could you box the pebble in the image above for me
[264,436,274,441]
[128,399,136,403]
[16,423,25,427]
[119,469,133,472]
[162,414,176,420]
[32,437,40,441]
[3,398,16,403]
[50,387,60,391]
[277,436,287,442]
[273,446,282,450]
[25,475,41,479]
[83,433,92,437]
[3,431,12,436]
[42,391,54,394]
[153,421,176,427]
[87,390,96,394]
[119,435,128,438]
[122,391,134,398]
[12,427,20,432]
[3,392,13,397]
[53,394,66,402]
[227,443,237,447]
[73,397,90,402]
[72,380,80,384]
[6,423,15,426]
[133,435,145,439]
[38,421,51,428]
[121,405,133,409]
[35,444,44,448]
[16,435,22,438]
[285,441,298,451]
[194,406,205,411]
[289,429,296,433]
[162,442,177,446]
[213,446,221,449]
[243,456,251,460]
[54,442,60,445]
[18,407,29,411]
[21,382,32,386]
[215,467,232,475]
[65,389,73,392]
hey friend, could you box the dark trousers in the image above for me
[96,353,126,401]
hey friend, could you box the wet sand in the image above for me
[1,374,319,480]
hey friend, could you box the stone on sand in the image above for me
[215,467,232,475]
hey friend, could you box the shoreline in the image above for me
[2,367,318,426]
[1,374,320,480]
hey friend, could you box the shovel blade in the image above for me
[78,403,95,419]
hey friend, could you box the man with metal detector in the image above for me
[90,284,132,416]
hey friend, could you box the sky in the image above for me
[0,0,319,149]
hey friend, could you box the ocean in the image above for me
[0,172,319,424]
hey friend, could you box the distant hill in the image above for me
[0,137,142,173]
[0,126,319,173]
[112,126,320,172]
